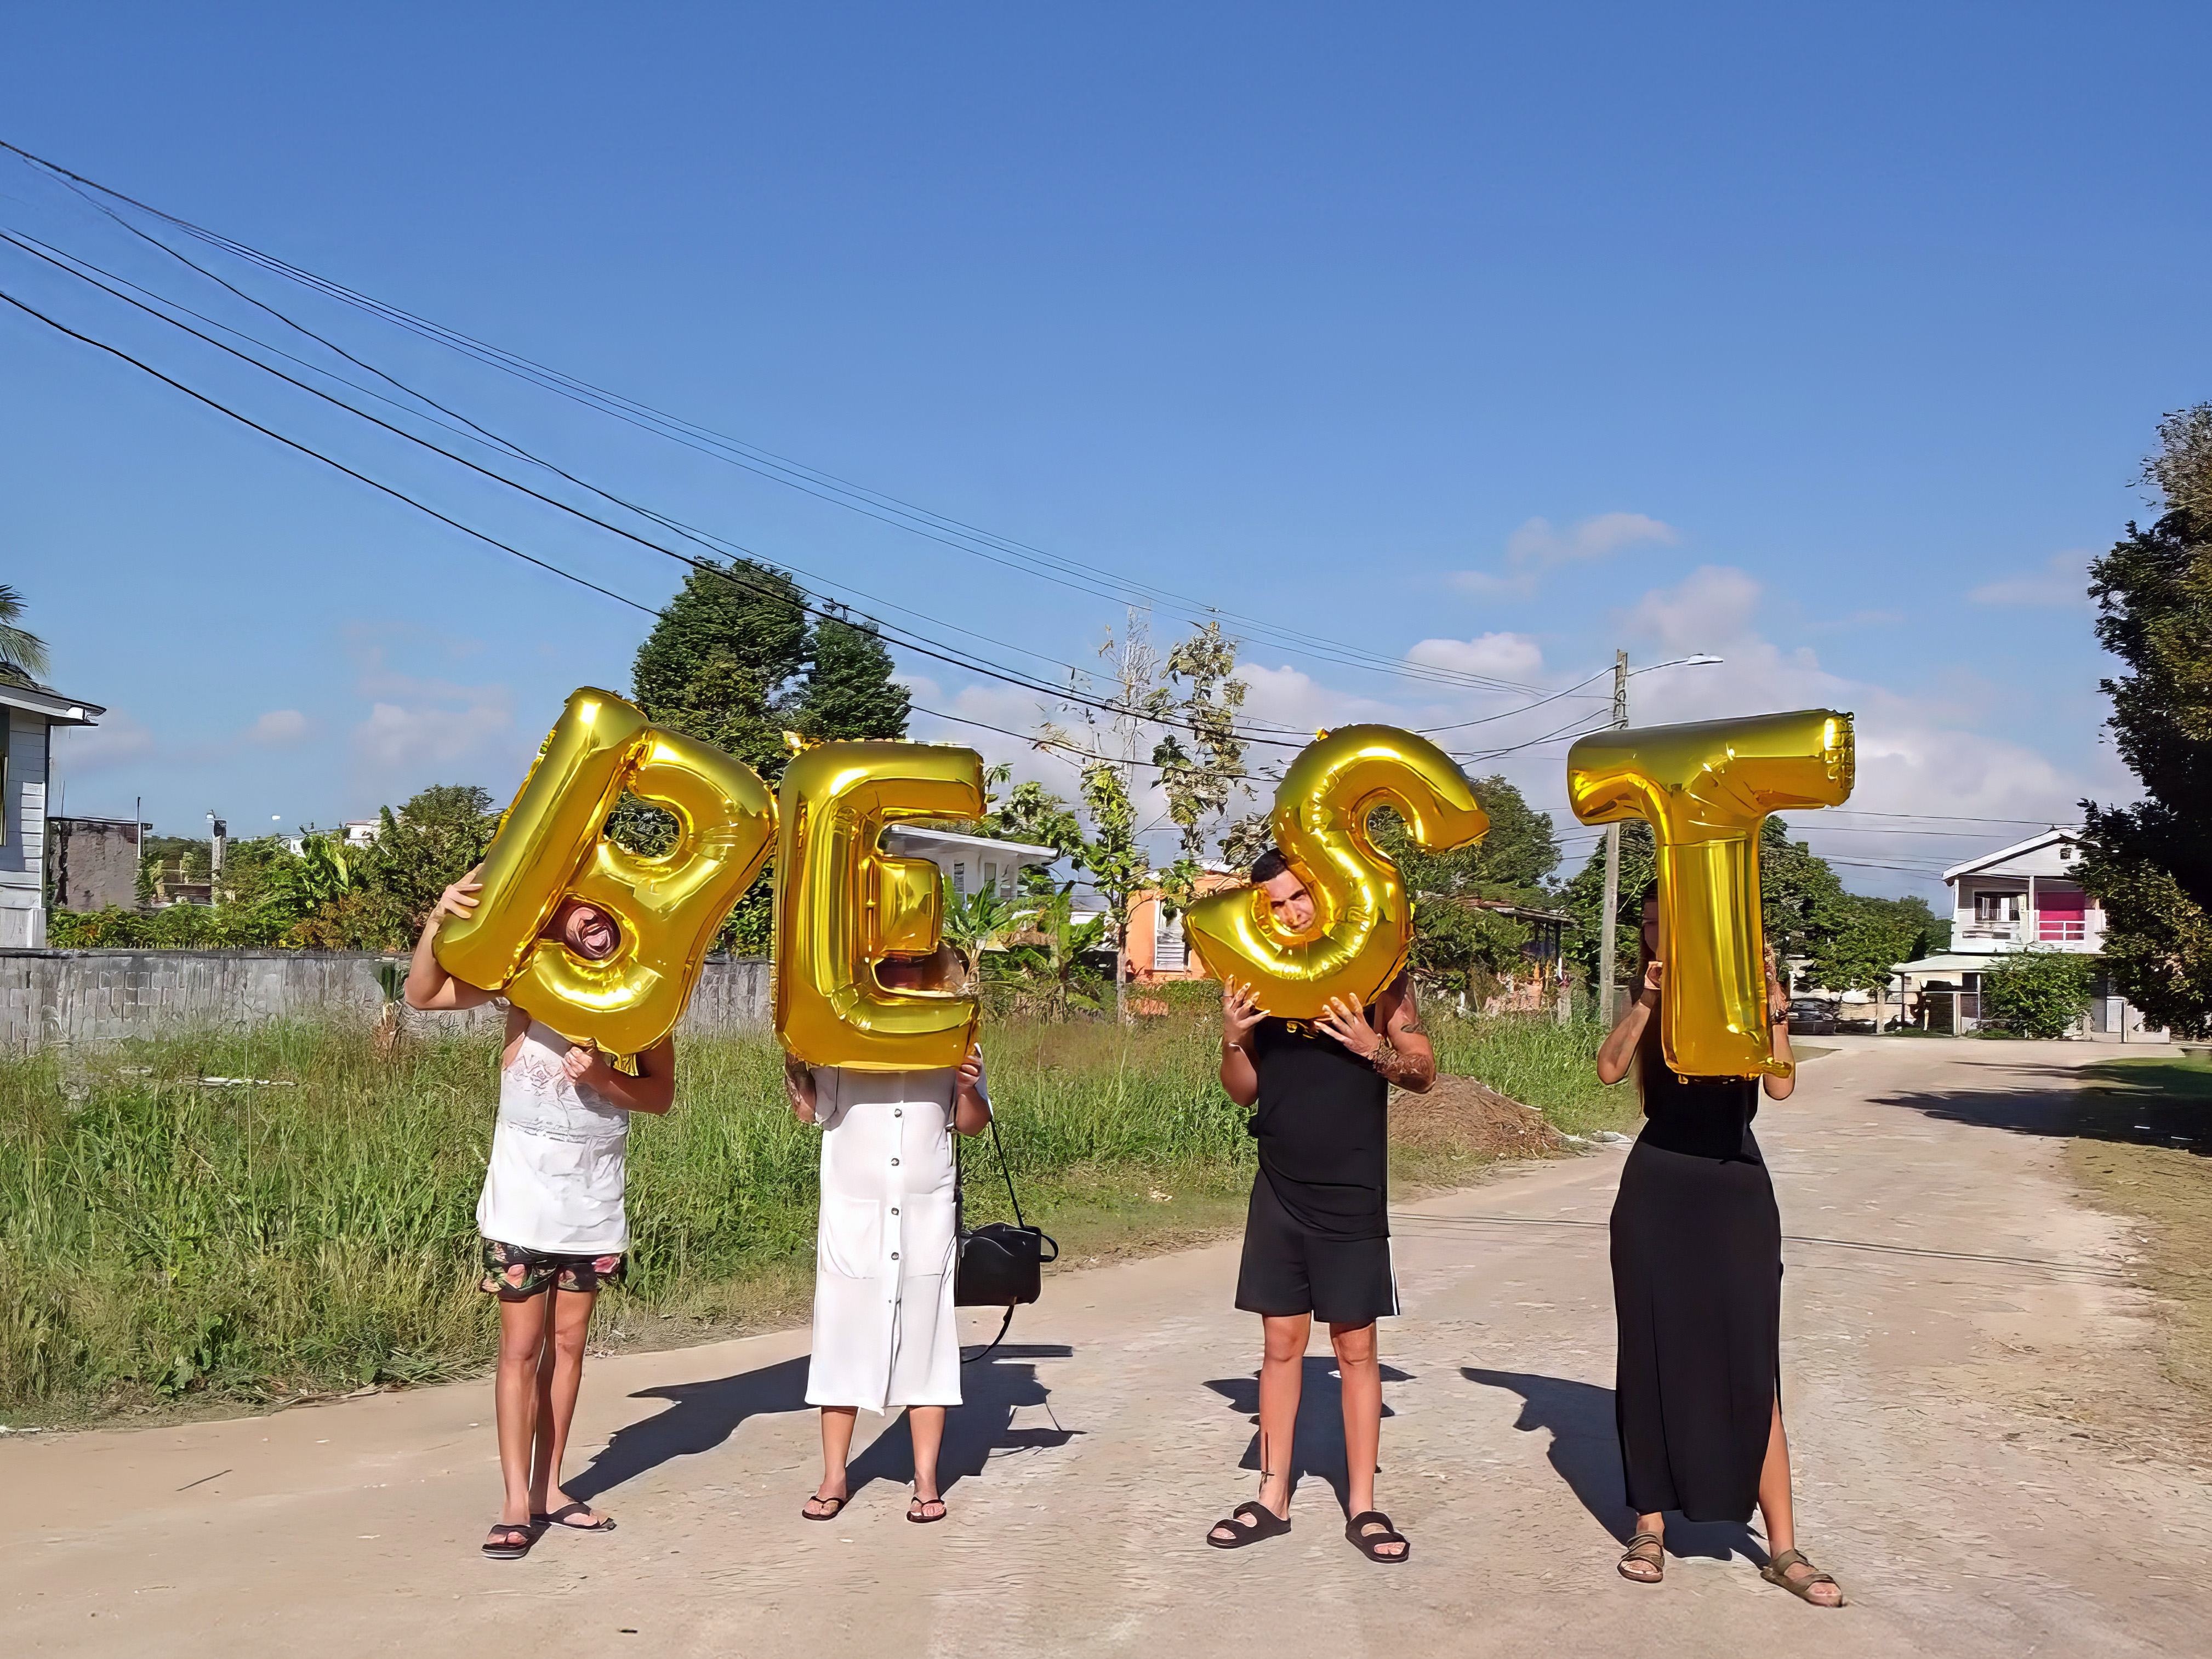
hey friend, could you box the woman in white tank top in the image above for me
[407,871,676,1561]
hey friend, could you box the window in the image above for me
[1154,902,1188,972]
[1973,891,2020,922]
[953,862,966,896]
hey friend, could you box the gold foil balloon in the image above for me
[433,687,777,1056]
[1182,725,1489,1018]
[1567,708,1855,1080]
[774,740,986,1070]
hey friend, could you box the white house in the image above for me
[1,681,107,947]
[1890,828,2160,1040]
[881,826,1062,902]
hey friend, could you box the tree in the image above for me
[939,875,1034,989]
[631,556,811,775]
[1372,774,1560,904]
[1559,817,1850,985]
[2079,404,2212,1037]
[793,609,911,741]
[1145,619,1252,891]
[1980,947,2096,1039]
[0,583,50,686]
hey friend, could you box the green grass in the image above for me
[0,1008,1610,1420]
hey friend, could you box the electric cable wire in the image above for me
[0,258,1333,753]
[2,138,1563,699]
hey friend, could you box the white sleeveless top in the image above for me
[475,1019,632,1253]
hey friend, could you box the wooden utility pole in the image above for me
[1596,651,1629,1025]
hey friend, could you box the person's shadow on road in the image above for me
[1462,1369,1765,1565]
[566,1343,1076,1506]
[1203,1357,1410,1517]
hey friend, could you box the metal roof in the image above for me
[0,683,105,728]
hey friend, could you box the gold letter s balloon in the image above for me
[1182,726,1489,1018]
[1567,709,1854,1080]
[432,687,777,1056]
[774,740,987,1070]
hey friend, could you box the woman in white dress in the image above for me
[784,953,993,1524]
[407,873,676,1561]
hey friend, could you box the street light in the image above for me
[1595,652,1725,1025]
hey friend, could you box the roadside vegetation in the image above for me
[0,1007,1623,1423]
[2068,1055,2212,1438]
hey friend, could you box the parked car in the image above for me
[1786,999,1838,1036]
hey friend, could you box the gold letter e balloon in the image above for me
[432,687,778,1056]
[1567,709,1855,1080]
[1182,726,1490,1019]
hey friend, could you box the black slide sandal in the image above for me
[481,1520,534,1560]
[1207,1500,1292,1549]
[1346,1510,1410,1563]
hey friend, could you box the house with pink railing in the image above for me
[1889,828,2163,1040]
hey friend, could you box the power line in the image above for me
[0,259,1338,754]
[2,137,1562,701]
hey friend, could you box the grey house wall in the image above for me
[0,949,773,1050]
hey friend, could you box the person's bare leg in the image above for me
[1757,1398,1840,1605]
[908,1406,948,1518]
[1211,1314,1307,1541]
[492,1293,552,1539]
[1330,1320,1401,1557]
[804,1406,858,1516]
[531,1285,602,1523]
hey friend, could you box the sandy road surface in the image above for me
[7,1038,2208,1657]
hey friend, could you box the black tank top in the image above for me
[1632,1006,1764,1164]
[1248,1010,1389,1240]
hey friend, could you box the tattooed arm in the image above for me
[1316,974,1437,1094]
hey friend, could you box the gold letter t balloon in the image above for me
[1567,709,1854,1079]
[432,688,778,1056]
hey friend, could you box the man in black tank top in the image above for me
[1204,851,1435,1565]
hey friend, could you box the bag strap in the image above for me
[961,1304,1016,1367]
[955,1108,1027,1231]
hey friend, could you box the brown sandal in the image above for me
[1617,1532,1664,1583]
[1760,1547,1845,1605]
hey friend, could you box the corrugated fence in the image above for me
[0,949,773,1049]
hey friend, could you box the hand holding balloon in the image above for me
[1315,994,1381,1059]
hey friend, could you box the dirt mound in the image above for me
[1390,1073,1572,1159]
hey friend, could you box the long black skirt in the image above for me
[1609,1133,1781,1523]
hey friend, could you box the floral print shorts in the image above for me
[479,1238,627,1301]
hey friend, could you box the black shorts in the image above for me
[1234,1172,1398,1326]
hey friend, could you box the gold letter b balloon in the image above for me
[1567,708,1854,1080]
[432,687,777,1056]
[1182,725,1489,1018]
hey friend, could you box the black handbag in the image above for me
[954,1114,1058,1361]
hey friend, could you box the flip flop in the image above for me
[1346,1509,1410,1564]
[907,1496,948,1524]
[532,1502,615,1532]
[1206,1500,1291,1549]
[802,1493,848,1521]
[481,1519,534,1560]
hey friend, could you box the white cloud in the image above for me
[49,708,157,774]
[1452,512,1679,596]
[246,709,312,747]
[349,673,514,784]
[1968,550,2091,608]
[1404,631,1545,683]
[1616,563,1761,653]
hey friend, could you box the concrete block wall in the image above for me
[0,949,774,1050]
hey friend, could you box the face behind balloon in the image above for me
[1181,726,1488,1019]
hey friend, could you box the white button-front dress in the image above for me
[804,1064,977,1413]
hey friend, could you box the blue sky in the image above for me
[4,2,2205,897]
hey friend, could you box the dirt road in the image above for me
[7,1037,2207,1657]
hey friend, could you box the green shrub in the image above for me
[1980,947,2097,1039]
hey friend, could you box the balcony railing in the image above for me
[2038,919,2088,942]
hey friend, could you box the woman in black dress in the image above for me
[1594,891,1844,1607]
